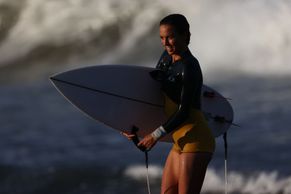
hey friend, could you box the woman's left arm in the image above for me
[138,64,199,149]
[160,64,196,133]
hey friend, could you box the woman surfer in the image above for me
[122,14,215,194]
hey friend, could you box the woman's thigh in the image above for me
[178,152,212,194]
[161,149,180,194]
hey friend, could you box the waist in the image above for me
[164,94,203,120]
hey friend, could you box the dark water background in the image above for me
[1,0,291,193]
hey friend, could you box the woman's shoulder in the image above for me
[182,51,203,79]
[182,50,200,67]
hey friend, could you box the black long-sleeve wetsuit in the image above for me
[150,49,203,133]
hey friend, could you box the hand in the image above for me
[138,134,158,151]
[120,131,135,140]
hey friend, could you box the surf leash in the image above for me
[130,126,152,194]
[204,112,236,194]
[223,132,228,194]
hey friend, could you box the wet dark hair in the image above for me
[160,14,191,45]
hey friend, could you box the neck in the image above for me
[171,47,188,63]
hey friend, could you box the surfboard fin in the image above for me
[212,115,240,127]
[204,112,240,128]
[203,91,232,100]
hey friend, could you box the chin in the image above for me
[166,50,175,56]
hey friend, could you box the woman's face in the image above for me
[159,24,188,56]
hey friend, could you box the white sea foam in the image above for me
[124,165,291,194]
[124,164,163,181]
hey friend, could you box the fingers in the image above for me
[120,131,135,140]
[120,132,157,151]
[137,138,146,147]
[138,135,156,150]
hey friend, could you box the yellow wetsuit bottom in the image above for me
[164,96,215,153]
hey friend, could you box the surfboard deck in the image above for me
[50,65,233,142]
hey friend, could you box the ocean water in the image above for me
[1,0,291,194]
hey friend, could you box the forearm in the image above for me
[151,101,190,140]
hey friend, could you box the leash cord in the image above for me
[130,126,151,194]
[223,132,228,194]
[145,151,152,194]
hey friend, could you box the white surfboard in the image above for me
[50,65,233,142]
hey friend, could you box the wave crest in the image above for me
[1,0,291,83]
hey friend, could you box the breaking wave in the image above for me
[1,0,291,83]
